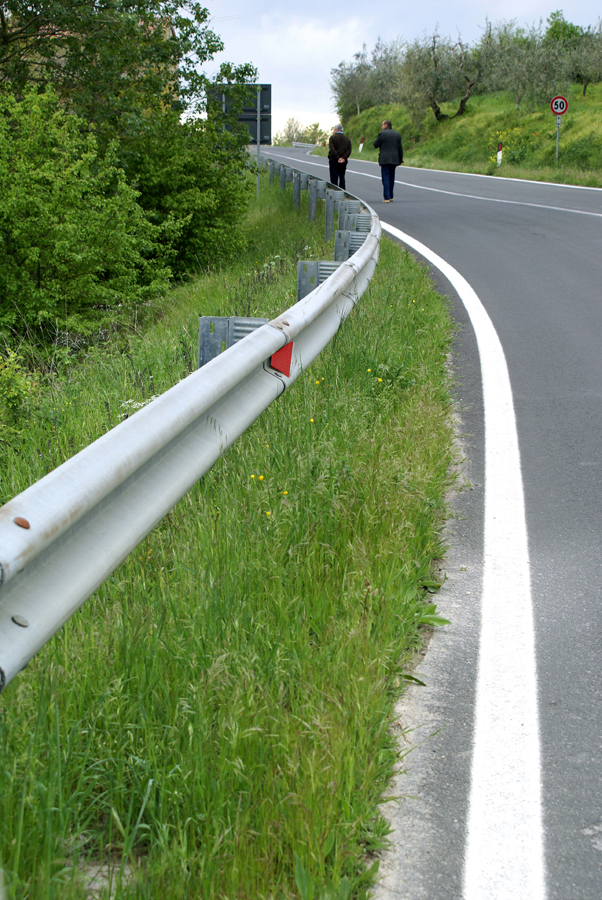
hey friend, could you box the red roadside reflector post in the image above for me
[270,342,293,377]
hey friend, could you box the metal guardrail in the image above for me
[0,161,381,692]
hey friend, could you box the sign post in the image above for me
[211,84,271,196]
[256,86,261,198]
[550,96,568,161]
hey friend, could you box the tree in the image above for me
[0,3,258,286]
[273,119,328,147]
[302,122,329,145]
[544,11,602,96]
[130,111,253,275]
[545,10,583,44]
[0,2,221,125]
[369,38,404,105]
[487,21,568,111]
[0,89,172,338]
[570,25,602,95]
[273,117,306,145]
[330,45,374,121]
[401,32,491,123]
[0,3,256,162]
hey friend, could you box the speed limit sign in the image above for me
[551,96,568,115]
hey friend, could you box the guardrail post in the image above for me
[280,165,286,190]
[334,230,368,261]
[325,194,335,243]
[334,230,350,261]
[339,200,361,231]
[296,260,342,301]
[325,189,343,243]
[198,317,269,368]
[308,178,317,222]
[269,160,275,184]
[309,179,327,223]
[293,172,301,209]
[300,173,309,190]
[285,167,294,183]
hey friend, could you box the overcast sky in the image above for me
[203,1,601,136]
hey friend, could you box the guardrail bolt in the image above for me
[11,615,29,628]
[14,517,30,529]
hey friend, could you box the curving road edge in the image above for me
[381,222,546,899]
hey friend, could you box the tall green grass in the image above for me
[0,175,454,898]
[318,85,602,186]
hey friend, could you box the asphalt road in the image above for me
[264,147,602,899]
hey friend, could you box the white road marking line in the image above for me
[380,177,602,218]
[270,153,602,217]
[381,222,546,900]
[398,164,602,191]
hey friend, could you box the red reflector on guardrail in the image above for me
[270,342,293,377]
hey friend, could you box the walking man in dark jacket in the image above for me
[373,120,403,202]
[328,124,352,189]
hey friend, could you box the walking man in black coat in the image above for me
[373,120,403,202]
[328,124,352,189]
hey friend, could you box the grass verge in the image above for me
[0,175,454,898]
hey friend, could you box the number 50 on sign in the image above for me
[550,96,568,114]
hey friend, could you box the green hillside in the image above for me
[322,86,602,187]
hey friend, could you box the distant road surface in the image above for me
[264,147,602,900]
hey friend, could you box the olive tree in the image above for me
[330,45,374,121]
[401,32,493,123]
[486,21,568,111]
[544,11,602,96]
[570,26,602,95]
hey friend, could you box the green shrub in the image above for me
[0,89,173,339]
[0,350,37,444]
[124,113,253,276]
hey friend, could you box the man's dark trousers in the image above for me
[329,159,347,190]
[381,165,396,200]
